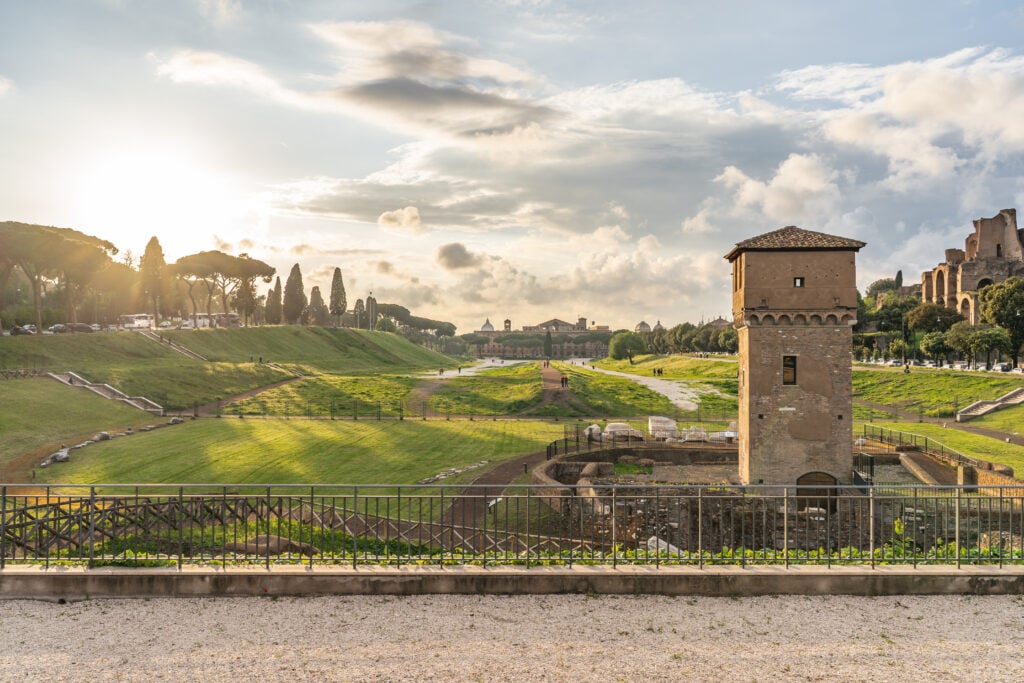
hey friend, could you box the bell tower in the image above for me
[725,227,865,485]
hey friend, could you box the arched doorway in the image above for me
[960,298,972,323]
[796,471,838,511]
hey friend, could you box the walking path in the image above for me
[565,358,705,411]
[3,594,1022,680]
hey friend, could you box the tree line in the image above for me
[0,223,456,339]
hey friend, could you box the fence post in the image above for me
[783,487,788,569]
[525,486,531,569]
[697,487,705,569]
[611,486,617,568]
[955,487,962,569]
[1,485,6,570]
[178,486,184,570]
[869,487,875,569]
[88,486,96,568]
[266,486,272,571]
[353,486,359,569]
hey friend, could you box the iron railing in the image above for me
[4,483,1024,568]
[863,424,984,469]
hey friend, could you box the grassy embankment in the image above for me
[594,354,738,414]
[852,366,1024,418]
[427,362,545,416]
[553,362,677,417]
[0,328,461,478]
[32,418,564,488]
[0,379,157,473]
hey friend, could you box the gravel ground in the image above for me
[2,594,1024,681]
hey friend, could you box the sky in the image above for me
[4,1,1024,334]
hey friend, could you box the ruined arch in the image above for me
[777,314,792,325]
[935,269,946,302]
[796,471,838,511]
[960,297,972,323]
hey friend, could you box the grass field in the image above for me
[228,373,417,417]
[590,356,738,414]
[853,367,1024,417]
[164,327,456,374]
[33,418,565,486]
[555,363,677,416]
[0,378,157,471]
[429,363,545,416]
[968,404,1024,434]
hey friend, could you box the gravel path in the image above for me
[2,594,1023,681]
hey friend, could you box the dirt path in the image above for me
[900,451,959,485]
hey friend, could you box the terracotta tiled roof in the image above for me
[724,226,865,261]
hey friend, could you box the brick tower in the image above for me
[725,227,865,486]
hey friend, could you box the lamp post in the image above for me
[901,313,907,365]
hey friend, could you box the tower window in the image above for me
[793,276,805,288]
[782,355,797,385]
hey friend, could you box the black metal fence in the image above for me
[5,483,1024,568]
[863,424,983,469]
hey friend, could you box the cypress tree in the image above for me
[265,277,283,324]
[329,267,347,327]
[282,263,307,324]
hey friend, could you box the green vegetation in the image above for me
[230,374,417,417]
[33,418,564,486]
[969,404,1024,434]
[593,355,738,414]
[0,379,156,471]
[164,327,455,374]
[429,363,544,416]
[853,368,1024,417]
[555,363,675,417]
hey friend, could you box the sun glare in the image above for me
[73,142,260,259]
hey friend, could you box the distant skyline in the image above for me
[4,1,1024,332]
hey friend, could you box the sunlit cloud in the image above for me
[196,0,242,26]
[0,77,12,96]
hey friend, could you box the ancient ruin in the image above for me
[920,208,1024,323]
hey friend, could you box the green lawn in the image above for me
[164,327,455,374]
[0,331,180,371]
[860,420,1024,476]
[0,378,157,471]
[596,354,738,380]
[229,373,417,417]
[853,367,1024,417]
[429,363,544,416]
[969,404,1024,434]
[555,363,676,417]
[33,418,565,487]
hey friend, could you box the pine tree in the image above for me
[329,267,347,327]
[282,263,307,324]
[265,277,282,324]
[139,236,166,324]
[308,286,330,326]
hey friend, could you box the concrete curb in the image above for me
[3,565,1024,599]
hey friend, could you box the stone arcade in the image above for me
[726,226,865,487]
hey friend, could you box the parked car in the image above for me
[10,325,35,336]
[48,323,67,334]
[66,322,94,333]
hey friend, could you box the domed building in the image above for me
[635,321,651,333]
[653,320,664,331]
[479,318,495,332]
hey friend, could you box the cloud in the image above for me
[715,153,841,225]
[377,206,423,233]
[437,242,483,269]
[196,0,241,25]
[0,77,11,96]
[212,234,233,251]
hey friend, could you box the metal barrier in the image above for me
[863,424,984,469]
[4,483,1024,568]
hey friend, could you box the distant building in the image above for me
[635,321,651,333]
[653,320,664,331]
[468,315,608,358]
[920,209,1024,324]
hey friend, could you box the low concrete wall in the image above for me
[3,566,1024,599]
